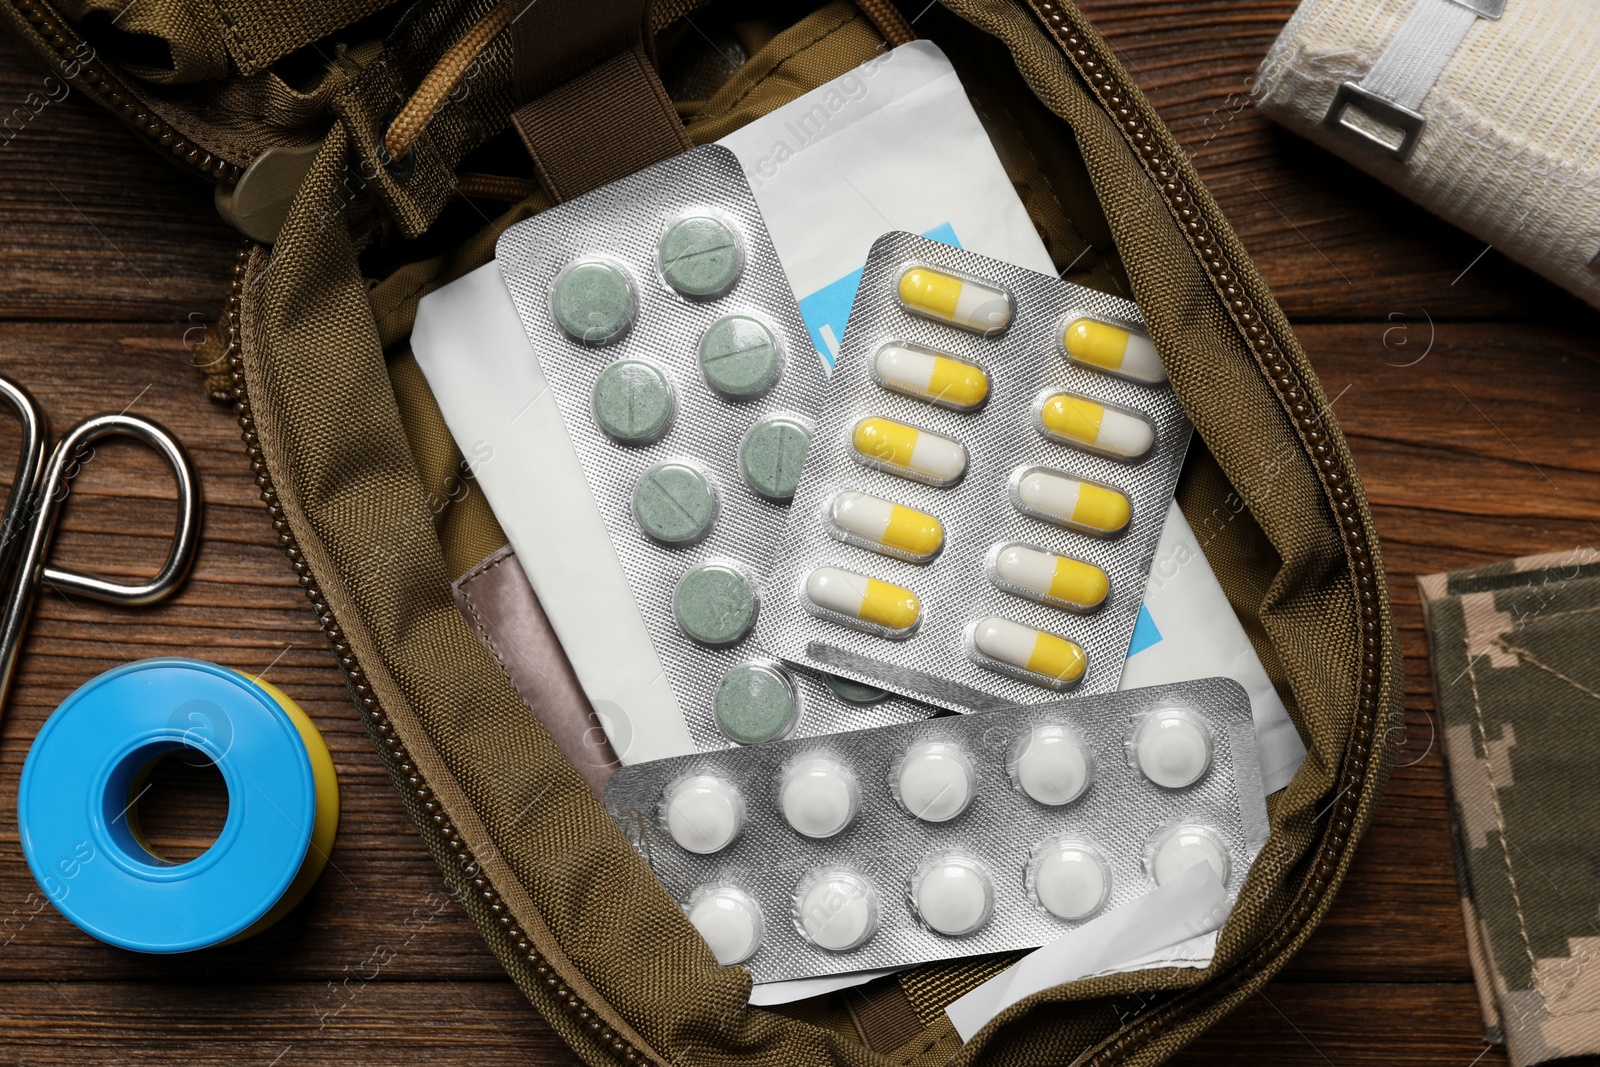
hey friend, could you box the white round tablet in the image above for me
[795,868,878,951]
[662,774,744,854]
[1010,725,1090,805]
[779,757,860,838]
[1151,826,1230,887]
[1029,840,1109,921]
[687,884,763,965]
[894,742,975,822]
[911,852,994,936]
[1134,709,1213,789]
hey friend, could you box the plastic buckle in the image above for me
[1323,82,1426,162]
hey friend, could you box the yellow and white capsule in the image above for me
[1012,468,1130,535]
[898,266,1013,335]
[1062,318,1166,384]
[1037,392,1155,461]
[852,417,967,486]
[990,543,1109,611]
[874,344,990,411]
[804,566,922,636]
[829,492,945,563]
[969,617,1087,688]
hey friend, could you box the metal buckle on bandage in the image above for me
[1323,82,1427,162]
[1322,0,1503,163]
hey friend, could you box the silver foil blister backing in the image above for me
[755,231,1194,713]
[605,677,1268,984]
[495,146,933,751]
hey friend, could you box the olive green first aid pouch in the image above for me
[0,0,1402,1061]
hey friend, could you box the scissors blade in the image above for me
[0,374,48,591]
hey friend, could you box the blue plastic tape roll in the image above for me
[18,659,323,953]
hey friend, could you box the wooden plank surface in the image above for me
[0,68,237,323]
[0,981,568,1064]
[1,2,1599,1064]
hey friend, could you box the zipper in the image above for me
[221,245,655,1066]
[1010,2,1389,1063]
[14,0,244,184]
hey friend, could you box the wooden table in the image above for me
[1,3,1596,1063]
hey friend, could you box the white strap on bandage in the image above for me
[1323,0,1504,161]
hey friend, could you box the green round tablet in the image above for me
[698,315,781,400]
[674,563,758,646]
[740,415,811,501]
[552,259,635,345]
[659,215,743,298]
[593,359,674,444]
[822,672,889,705]
[633,462,716,544]
[714,662,797,744]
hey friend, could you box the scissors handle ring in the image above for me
[0,402,202,715]
[38,413,202,606]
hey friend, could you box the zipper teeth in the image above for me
[223,245,651,1066]
[1023,2,1387,1062]
[16,0,244,184]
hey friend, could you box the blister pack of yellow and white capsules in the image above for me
[754,232,1193,714]
[604,677,1267,982]
[495,146,934,755]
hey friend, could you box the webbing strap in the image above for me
[511,41,691,202]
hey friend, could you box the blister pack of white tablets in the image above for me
[496,146,933,751]
[604,677,1267,983]
[754,232,1193,714]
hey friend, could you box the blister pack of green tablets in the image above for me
[495,146,934,753]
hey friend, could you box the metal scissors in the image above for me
[0,372,201,715]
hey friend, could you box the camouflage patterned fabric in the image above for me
[1420,548,1600,1066]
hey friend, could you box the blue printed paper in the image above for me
[1126,604,1163,657]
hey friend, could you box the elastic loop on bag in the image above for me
[510,40,692,202]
